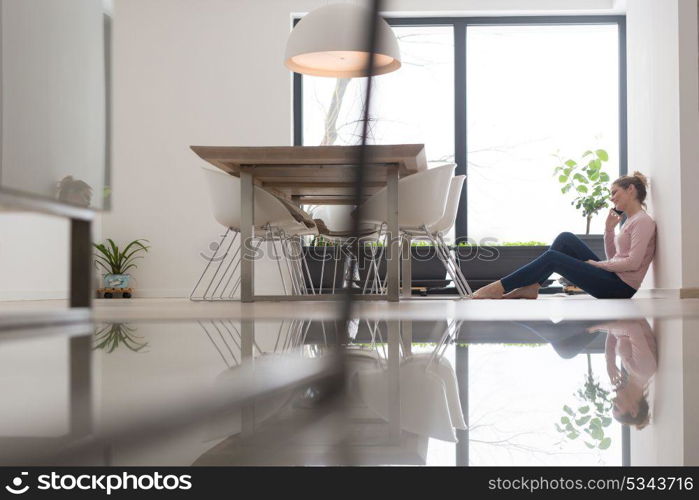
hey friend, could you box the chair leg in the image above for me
[318,247,326,295]
[288,237,307,295]
[267,226,289,296]
[361,243,376,294]
[279,231,301,295]
[362,223,387,295]
[297,237,316,295]
[209,233,242,298]
[215,243,242,299]
[200,229,240,300]
[423,226,468,299]
[437,232,473,297]
[435,232,472,297]
[190,228,231,301]
[331,245,339,294]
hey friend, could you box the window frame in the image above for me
[292,15,627,242]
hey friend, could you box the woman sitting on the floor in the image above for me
[472,171,656,299]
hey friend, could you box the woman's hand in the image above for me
[586,260,599,267]
[605,209,621,232]
[607,362,623,387]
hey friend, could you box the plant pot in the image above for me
[302,246,351,291]
[356,245,448,289]
[410,246,448,285]
[103,273,130,289]
[457,245,550,289]
[574,234,606,260]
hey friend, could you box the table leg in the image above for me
[386,166,400,302]
[388,320,401,443]
[241,319,255,437]
[401,319,412,357]
[70,218,92,308]
[241,170,254,303]
[401,233,412,299]
[69,335,92,437]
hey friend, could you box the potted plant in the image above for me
[554,149,612,259]
[93,238,150,295]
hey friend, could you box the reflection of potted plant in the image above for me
[93,239,149,293]
[93,323,148,353]
[554,149,612,258]
[556,353,614,451]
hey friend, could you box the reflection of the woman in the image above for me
[591,319,657,429]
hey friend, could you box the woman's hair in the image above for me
[612,171,649,208]
[615,395,651,430]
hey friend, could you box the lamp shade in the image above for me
[285,3,401,78]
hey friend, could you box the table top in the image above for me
[190,144,427,205]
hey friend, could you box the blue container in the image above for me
[103,274,130,289]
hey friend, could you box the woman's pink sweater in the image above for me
[596,210,656,290]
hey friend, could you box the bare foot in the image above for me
[472,280,505,299]
[502,283,540,299]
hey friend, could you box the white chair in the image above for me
[358,163,455,230]
[357,164,456,295]
[190,168,314,300]
[403,175,473,298]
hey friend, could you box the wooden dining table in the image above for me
[190,144,427,302]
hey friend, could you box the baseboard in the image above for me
[632,288,678,299]
[119,289,190,298]
[632,287,699,299]
[680,288,699,299]
[0,291,68,301]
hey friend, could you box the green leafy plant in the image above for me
[309,236,337,246]
[93,238,150,275]
[556,354,614,451]
[93,323,148,353]
[456,241,548,247]
[554,149,612,234]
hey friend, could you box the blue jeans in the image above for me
[500,232,637,299]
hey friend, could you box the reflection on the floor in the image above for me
[0,315,693,466]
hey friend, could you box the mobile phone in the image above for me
[612,208,624,215]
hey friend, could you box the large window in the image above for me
[295,17,626,243]
[467,24,619,243]
[301,25,454,165]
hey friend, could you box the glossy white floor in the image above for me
[0,296,697,465]
[2,296,699,322]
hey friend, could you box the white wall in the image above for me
[105,0,627,298]
[677,0,699,293]
[626,0,699,295]
[0,213,70,300]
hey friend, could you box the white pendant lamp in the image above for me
[285,3,401,78]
